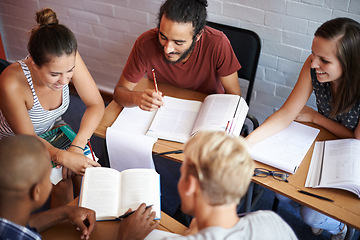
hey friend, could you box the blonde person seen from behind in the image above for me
[117,131,298,240]
[0,8,103,208]
[246,18,360,239]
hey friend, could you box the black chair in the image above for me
[207,22,263,212]
[0,58,10,74]
[206,21,261,134]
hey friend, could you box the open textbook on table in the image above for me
[79,167,161,221]
[111,94,248,143]
[249,122,320,173]
[306,139,360,197]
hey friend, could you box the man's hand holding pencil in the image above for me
[135,69,164,111]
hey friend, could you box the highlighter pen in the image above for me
[152,69,159,93]
[116,205,153,220]
[298,190,334,202]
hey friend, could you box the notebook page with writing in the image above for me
[250,122,320,173]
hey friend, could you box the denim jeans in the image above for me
[275,193,344,234]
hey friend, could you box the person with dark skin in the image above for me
[114,0,241,112]
[0,135,96,240]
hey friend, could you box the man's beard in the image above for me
[161,39,196,64]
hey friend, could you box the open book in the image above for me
[305,139,360,197]
[112,94,248,143]
[79,167,161,220]
[249,122,320,173]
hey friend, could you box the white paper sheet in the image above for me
[111,106,156,135]
[106,127,157,172]
[250,122,320,173]
[144,229,180,240]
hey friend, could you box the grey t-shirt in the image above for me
[163,210,298,240]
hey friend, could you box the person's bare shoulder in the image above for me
[0,62,32,103]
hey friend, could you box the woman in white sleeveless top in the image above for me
[0,8,103,207]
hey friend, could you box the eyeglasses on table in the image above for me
[253,168,289,182]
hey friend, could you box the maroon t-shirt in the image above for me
[122,26,241,94]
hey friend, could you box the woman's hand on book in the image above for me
[117,203,159,240]
[55,150,100,175]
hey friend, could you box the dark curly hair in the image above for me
[157,0,208,39]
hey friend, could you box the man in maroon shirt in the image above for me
[114,0,241,111]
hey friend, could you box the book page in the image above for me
[319,139,360,186]
[146,96,202,143]
[119,169,161,219]
[191,94,241,135]
[144,229,180,239]
[305,141,324,187]
[250,122,320,173]
[79,167,121,220]
[228,97,249,136]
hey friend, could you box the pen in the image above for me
[298,190,334,202]
[115,205,153,220]
[154,150,183,156]
[152,69,159,93]
[87,139,96,161]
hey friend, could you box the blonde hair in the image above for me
[183,131,254,205]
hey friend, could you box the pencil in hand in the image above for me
[152,69,159,93]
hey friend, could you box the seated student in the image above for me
[246,18,360,239]
[0,135,96,240]
[0,8,104,207]
[117,131,298,240]
[114,0,241,111]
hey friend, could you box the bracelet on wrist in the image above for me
[70,144,85,151]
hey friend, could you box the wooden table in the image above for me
[42,198,187,239]
[94,79,360,231]
[251,123,360,231]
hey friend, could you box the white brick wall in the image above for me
[0,0,359,123]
